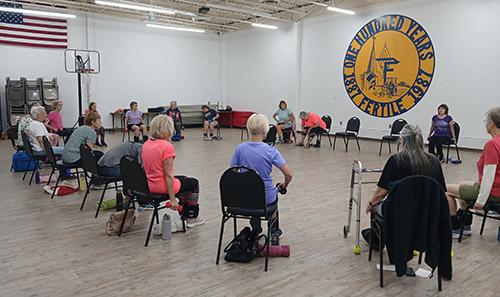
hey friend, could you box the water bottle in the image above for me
[116,189,123,211]
[78,174,86,192]
[162,213,172,240]
[35,170,40,184]
[497,226,500,242]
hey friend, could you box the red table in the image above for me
[219,111,254,128]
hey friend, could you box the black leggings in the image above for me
[428,136,450,160]
[95,127,105,143]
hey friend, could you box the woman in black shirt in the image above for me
[366,124,446,215]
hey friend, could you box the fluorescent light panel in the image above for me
[0,6,76,18]
[251,23,278,30]
[146,23,205,33]
[95,0,175,15]
[326,6,355,15]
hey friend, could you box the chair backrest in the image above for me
[219,166,266,211]
[322,115,332,131]
[42,136,57,166]
[7,126,19,150]
[264,124,277,146]
[80,144,99,175]
[120,155,150,197]
[21,131,34,157]
[453,122,460,143]
[346,117,361,134]
[390,118,408,135]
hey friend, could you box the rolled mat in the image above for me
[98,198,116,210]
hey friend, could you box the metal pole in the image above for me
[77,71,83,126]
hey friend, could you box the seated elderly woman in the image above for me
[366,124,446,215]
[445,107,500,238]
[141,115,204,228]
[230,113,293,241]
[62,112,102,165]
[297,111,327,148]
[27,106,63,156]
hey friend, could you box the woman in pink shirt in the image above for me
[297,111,327,148]
[47,100,73,143]
[141,115,204,228]
[85,102,107,147]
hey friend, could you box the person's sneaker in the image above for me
[276,139,283,144]
[211,135,218,141]
[94,141,101,147]
[142,135,149,142]
[203,135,209,141]
[137,204,154,211]
[463,225,472,236]
[133,136,140,143]
[101,141,108,147]
[452,226,472,239]
[186,217,205,228]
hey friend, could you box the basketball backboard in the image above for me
[64,49,100,74]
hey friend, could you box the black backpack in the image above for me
[224,227,261,263]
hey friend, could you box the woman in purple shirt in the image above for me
[428,104,456,161]
[230,114,293,241]
[125,101,147,142]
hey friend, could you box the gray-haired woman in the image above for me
[366,124,447,215]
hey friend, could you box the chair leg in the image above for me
[181,216,186,232]
[28,160,39,185]
[455,144,461,161]
[233,216,237,238]
[368,221,373,261]
[94,183,108,218]
[397,142,400,152]
[378,139,384,156]
[145,207,157,247]
[75,168,80,189]
[418,251,423,264]
[387,140,391,154]
[356,136,361,151]
[122,130,125,142]
[216,216,226,265]
[345,136,349,152]
[51,174,61,200]
[327,133,332,147]
[80,177,92,210]
[47,168,55,185]
[240,129,244,141]
[333,134,337,150]
[458,211,466,243]
[479,211,488,235]
[379,228,384,288]
[446,145,450,164]
[265,221,271,272]
[118,197,132,237]
[438,269,442,291]
[23,158,32,180]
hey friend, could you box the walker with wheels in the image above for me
[343,160,382,254]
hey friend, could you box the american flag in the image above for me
[0,2,67,49]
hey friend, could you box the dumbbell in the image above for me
[166,200,183,213]
[276,183,287,195]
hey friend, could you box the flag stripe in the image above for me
[0,32,66,42]
[22,21,67,30]
[23,15,67,23]
[0,25,67,36]
[0,39,66,49]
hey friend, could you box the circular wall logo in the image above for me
[343,15,435,117]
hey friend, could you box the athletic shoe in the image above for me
[186,217,205,228]
[452,226,472,239]
[203,135,209,141]
[133,136,140,143]
[276,139,283,144]
[101,141,108,147]
[211,136,218,141]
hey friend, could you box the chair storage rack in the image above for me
[343,160,382,254]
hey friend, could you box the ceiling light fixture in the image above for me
[0,6,76,18]
[95,0,175,15]
[251,23,278,30]
[205,4,271,18]
[326,6,355,15]
[146,23,205,33]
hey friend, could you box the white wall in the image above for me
[0,14,222,128]
[223,0,500,149]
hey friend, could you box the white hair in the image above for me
[31,106,46,119]
[246,113,269,137]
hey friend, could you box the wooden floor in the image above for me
[1,128,499,297]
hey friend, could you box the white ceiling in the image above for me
[14,0,402,33]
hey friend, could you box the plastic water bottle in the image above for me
[78,174,86,192]
[162,213,172,240]
[116,189,123,211]
[35,170,40,184]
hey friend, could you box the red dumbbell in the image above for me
[166,200,183,213]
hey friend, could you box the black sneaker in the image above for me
[101,141,108,147]
[133,136,140,143]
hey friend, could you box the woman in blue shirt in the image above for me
[230,113,293,240]
[428,104,456,161]
[272,100,296,144]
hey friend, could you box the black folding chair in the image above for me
[264,125,277,146]
[7,125,23,152]
[368,176,445,291]
[216,166,279,272]
[20,131,46,184]
[119,156,186,247]
[457,202,500,243]
[121,108,131,142]
[42,136,82,200]
[333,117,361,152]
[379,119,407,156]
[445,122,461,164]
[318,115,333,147]
[79,144,122,217]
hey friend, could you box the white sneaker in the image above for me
[186,217,205,228]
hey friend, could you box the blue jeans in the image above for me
[97,165,121,177]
